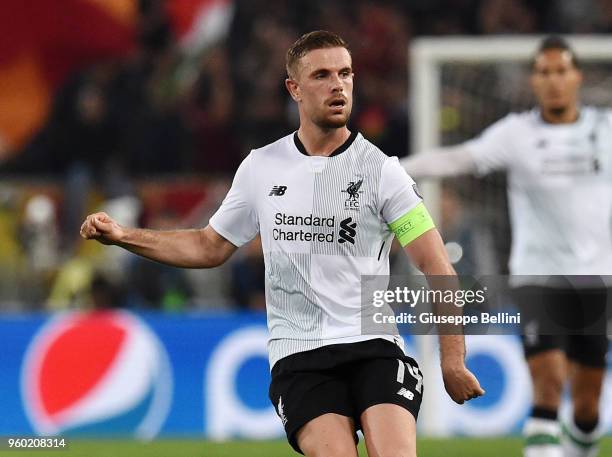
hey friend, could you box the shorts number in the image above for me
[396,359,423,394]
[406,363,423,394]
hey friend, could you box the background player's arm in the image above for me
[404,228,485,404]
[401,114,515,179]
[80,212,237,268]
[399,145,477,179]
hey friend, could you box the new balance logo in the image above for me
[338,217,357,244]
[269,186,287,196]
[277,396,288,426]
[397,387,414,400]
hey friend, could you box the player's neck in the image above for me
[540,105,579,124]
[297,124,351,157]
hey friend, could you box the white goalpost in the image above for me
[409,35,612,436]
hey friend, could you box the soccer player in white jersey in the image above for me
[401,36,610,457]
[81,31,483,456]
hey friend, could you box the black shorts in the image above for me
[513,286,609,367]
[269,338,423,454]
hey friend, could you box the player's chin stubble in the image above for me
[314,110,350,130]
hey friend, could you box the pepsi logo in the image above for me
[21,310,172,439]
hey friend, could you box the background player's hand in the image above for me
[441,363,485,404]
[80,212,124,245]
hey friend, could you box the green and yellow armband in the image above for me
[389,202,435,247]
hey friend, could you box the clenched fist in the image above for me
[80,212,125,245]
[442,363,485,404]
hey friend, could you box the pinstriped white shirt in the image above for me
[210,132,422,367]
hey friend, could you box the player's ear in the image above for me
[285,78,301,102]
[575,68,583,85]
[528,73,537,92]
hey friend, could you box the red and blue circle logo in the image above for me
[21,310,172,439]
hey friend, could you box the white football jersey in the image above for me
[465,106,612,282]
[210,131,426,367]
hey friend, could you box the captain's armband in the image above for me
[388,203,435,247]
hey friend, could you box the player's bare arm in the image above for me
[80,212,237,268]
[404,228,485,404]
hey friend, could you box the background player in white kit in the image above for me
[80,31,483,456]
[401,36,610,457]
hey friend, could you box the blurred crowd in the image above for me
[0,0,611,312]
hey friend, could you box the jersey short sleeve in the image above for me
[209,153,259,247]
[380,157,435,246]
[464,114,515,175]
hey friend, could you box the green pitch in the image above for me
[4,438,612,457]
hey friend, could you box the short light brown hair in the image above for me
[286,30,350,79]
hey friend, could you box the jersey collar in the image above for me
[293,130,358,157]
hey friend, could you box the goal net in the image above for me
[409,36,612,435]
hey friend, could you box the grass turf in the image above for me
[3,437,611,457]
